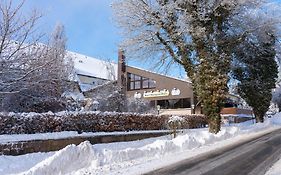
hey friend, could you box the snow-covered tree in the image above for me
[232,5,280,122]
[0,0,74,112]
[85,82,155,113]
[102,57,117,81]
[20,24,74,112]
[84,81,127,112]
[168,115,185,138]
[0,0,43,111]
[113,0,276,133]
[233,31,278,123]
[0,0,41,92]
[127,97,155,114]
[39,23,74,100]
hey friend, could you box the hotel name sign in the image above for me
[134,88,181,98]
[143,89,170,98]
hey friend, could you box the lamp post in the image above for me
[191,104,195,114]
[157,105,160,115]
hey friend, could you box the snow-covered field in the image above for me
[1,114,281,175]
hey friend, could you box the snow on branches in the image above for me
[0,1,74,112]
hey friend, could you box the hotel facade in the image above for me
[117,51,202,115]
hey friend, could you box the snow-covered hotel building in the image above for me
[71,50,197,115]
[117,51,197,115]
[72,50,252,118]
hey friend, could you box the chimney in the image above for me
[118,49,126,89]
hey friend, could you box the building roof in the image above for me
[68,51,191,84]
[67,51,118,81]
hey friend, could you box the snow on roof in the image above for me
[67,50,191,84]
[67,51,117,81]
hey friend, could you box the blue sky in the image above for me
[14,0,185,77]
[16,0,121,62]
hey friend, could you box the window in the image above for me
[128,73,141,90]
[157,98,191,109]
[224,98,238,108]
[135,75,141,80]
[149,79,156,88]
[127,73,156,90]
[142,78,149,89]
[174,98,191,108]
[135,81,141,89]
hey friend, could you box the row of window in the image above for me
[157,98,191,109]
[127,73,156,90]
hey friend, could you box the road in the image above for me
[145,128,281,175]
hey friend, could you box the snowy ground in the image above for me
[1,114,281,175]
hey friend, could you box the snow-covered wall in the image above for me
[0,111,207,134]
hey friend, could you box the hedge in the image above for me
[0,111,207,134]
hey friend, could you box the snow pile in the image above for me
[20,127,240,175]
[20,141,96,175]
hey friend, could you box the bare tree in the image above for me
[101,57,117,81]
[0,0,74,112]
[0,0,43,94]
[41,23,74,97]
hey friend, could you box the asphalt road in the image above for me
[145,128,281,175]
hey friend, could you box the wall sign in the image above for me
[143,89,169,98]
[171,88,181,96]
[134,92,142,99]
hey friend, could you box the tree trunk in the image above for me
[208,114,221,134]
[255,113,264,123]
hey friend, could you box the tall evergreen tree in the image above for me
[233,32,278,123]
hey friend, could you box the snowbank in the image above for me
[20,141,96,175]
[13,113,281,175]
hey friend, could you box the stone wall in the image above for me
[0,132,171,156]
[0,111,207,134]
